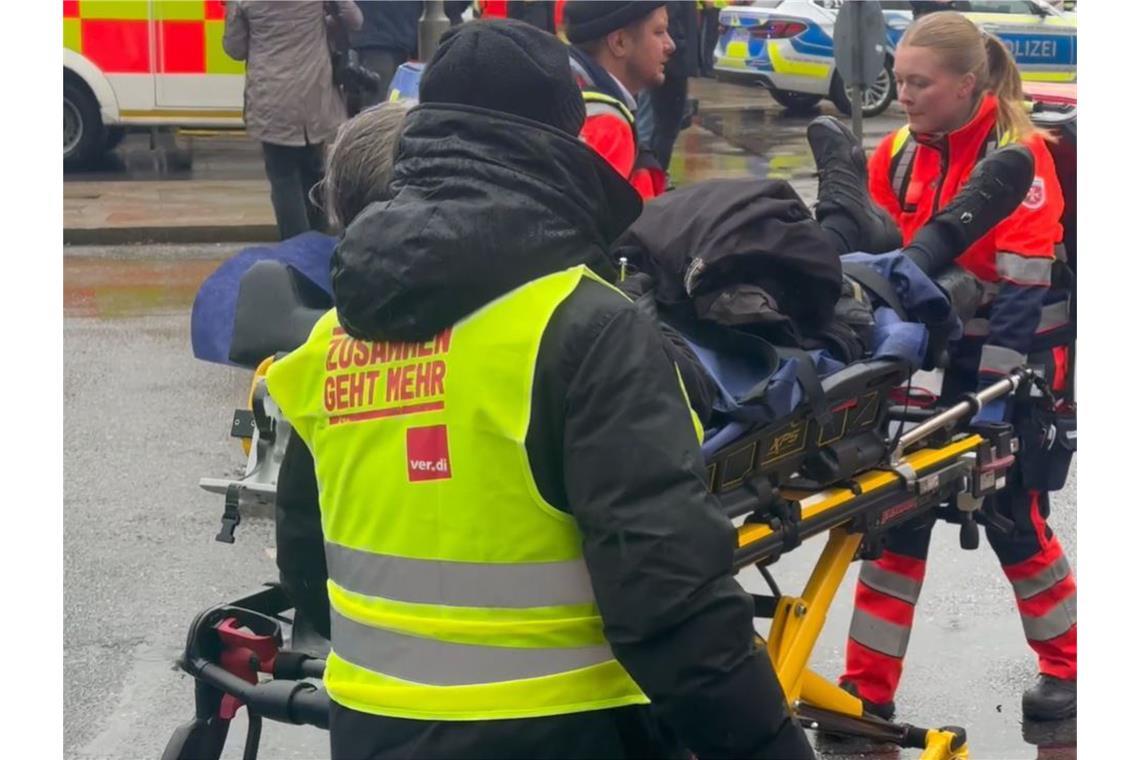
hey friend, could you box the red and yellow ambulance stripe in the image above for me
[63,1,243,75]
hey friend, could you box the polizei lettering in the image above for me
[1004,37,1057,61]
[324,327,452,423]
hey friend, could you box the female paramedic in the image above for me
[837,11,1077,723]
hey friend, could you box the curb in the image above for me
[64,224,279,246]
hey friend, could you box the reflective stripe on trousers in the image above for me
[963,299,1070,338]
[979,344,1027,375]
[1020,593,1078,642]
[330,609,617,687]
[325,540,597,608]
[858,562,923,605]
[848,608,911,658]
[1010,555,1071,601]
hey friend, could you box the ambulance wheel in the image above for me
[831,58,896,118]
[64,76,105,169]
[104,127,127,151]
[769,89,824,113]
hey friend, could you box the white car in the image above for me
[714,0,1077,116]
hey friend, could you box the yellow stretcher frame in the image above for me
[736,434,987,759]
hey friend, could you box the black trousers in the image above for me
[261,141,326,240]
[357,47,407,109]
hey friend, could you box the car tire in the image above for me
[104,126,127,151]
[769,88,824,113]
[830,58,896,118]
[64,75,105,169]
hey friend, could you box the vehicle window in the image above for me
[972,1,1038,14]
[746,1,785,8]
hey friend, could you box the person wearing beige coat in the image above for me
[223,0,363,240]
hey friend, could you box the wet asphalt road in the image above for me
[63,241,1077,760]
[63,91,1077,760]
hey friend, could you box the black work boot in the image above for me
[808,115,902,254]
[1022,674,1076,721]
[839,681,896,721]
[904,143,1036,275]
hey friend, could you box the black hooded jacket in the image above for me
[278,104,812,760]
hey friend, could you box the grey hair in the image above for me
[320,100,412,230]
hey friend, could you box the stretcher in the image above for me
[166,260,1043,760]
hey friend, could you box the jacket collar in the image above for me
[913,93,999,152]
[568,46,638,112]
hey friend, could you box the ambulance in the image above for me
[63,0,245,167]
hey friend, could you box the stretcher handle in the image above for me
[894,367,1030,457]
[186,658,330,729]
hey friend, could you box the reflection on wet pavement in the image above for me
[64,130,264,184]
[64,249,232,319]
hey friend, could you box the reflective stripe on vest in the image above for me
[265,266,649,721]
[582,89,636,127]
[325,540,597,608]
[331,609,615,686]
[888,127,917,210]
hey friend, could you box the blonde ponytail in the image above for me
[899,11,1046,142]
[981,32,1037,142]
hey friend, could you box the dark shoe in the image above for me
[1022,674,1076,721]
[839,680,896,721]
[904,143,1036,275]
[808,115,902,253]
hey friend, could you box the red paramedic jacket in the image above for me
[867,94,1065,380]
[568,48,666,200]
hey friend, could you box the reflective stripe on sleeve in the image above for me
[325,541,597,609]
[330,609,616,686]
[996,252,1053,287]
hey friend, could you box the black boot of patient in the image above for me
[809,115,902,255]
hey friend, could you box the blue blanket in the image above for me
[191,232,337,366]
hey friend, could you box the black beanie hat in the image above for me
[418,19,586,136]
[564,1,667,45]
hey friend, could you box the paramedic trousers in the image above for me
[841,351,1077,705]
[261,141,326,241]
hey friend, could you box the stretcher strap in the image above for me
[841,262,909,321]
[774,346,831,428]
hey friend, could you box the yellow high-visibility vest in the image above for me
[267,265,650,721]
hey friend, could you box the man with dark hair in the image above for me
[564,1,675,198]
[269,17,814,760]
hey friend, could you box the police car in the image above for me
[713,0,1076,117]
